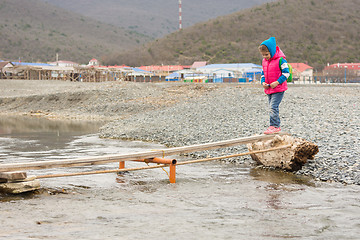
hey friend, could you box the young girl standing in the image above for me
[259,37,290,134]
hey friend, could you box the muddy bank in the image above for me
[0,80,217,121]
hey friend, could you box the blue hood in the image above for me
[260,37,277,58]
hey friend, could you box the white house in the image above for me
[49,60,79,67]
[88,58,100,67]
[197,63,262,77]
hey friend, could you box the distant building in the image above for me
[196,63,262,81]
[191,61,207,69]
[196,63,262,74]
[324,63,360,70]
[166,63,262,83]
[49,60,79,67]
[138,65,190,74]
[323,63,360,73]
[323,63,360,82]
[288,63,313,81]
[14,62,51,67]
[106,64,131,69]
[88,58,100,67]
[0,61,15,78]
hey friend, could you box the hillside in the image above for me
[0,0,150,63]
[105,0,360,70]
[43,0,271,38]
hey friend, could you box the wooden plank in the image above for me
[35,145,292,179]
[0,171,27,181]
[0,133,289,172]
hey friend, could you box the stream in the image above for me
[0,116,359,240]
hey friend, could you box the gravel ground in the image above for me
[0,80,359,185]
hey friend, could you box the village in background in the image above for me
[0,57,359,84]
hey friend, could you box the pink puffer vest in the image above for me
[262,47,288,94]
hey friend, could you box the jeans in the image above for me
[267,91,284,128]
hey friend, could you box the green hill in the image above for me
[105,0,360,70]
[0,0,150,63]
[43,0,271,38]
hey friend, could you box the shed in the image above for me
[0,61,15,79]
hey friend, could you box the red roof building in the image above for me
[191,61,207,69]
[138,65,191,73]
[323,63,360,70]
[288,63,313,80]
[104,64,131,69]
[323,63,360,81]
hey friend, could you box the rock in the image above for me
[247,135,319,171]
[0,176,40,194]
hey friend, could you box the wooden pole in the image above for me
[36,164,167,179]
[0,134,289,173]
[34,145,291,180]
[176,144,292,165]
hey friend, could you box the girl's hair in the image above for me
[258,44,269,53]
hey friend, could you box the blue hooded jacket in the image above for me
[260,37,289,85]
[261,37,277,58]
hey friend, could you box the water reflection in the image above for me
[250,167,316,211]
[0,115,104,152]
[250,167,315,186]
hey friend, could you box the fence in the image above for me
[292,75,360,84]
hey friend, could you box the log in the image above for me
[247,135,319,171]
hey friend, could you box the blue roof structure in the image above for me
[197,63,262,69]
[13,62,52,67]
[244,68,262,73]
[132,67,152,73]
[165,72,180,79]
[165,71,203,79]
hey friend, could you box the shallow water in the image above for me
[0,116,359,240]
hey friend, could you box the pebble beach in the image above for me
[0,80,359,185]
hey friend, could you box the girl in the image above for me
[259,37,290,134]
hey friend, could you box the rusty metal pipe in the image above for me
[133,157,176,165]
[151,157,177,165]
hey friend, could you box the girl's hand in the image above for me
[270,81,279,88]
[262,82,270,89]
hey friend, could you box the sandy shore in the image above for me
[0,80,359,185]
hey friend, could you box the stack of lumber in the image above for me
[0,172,40,194]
